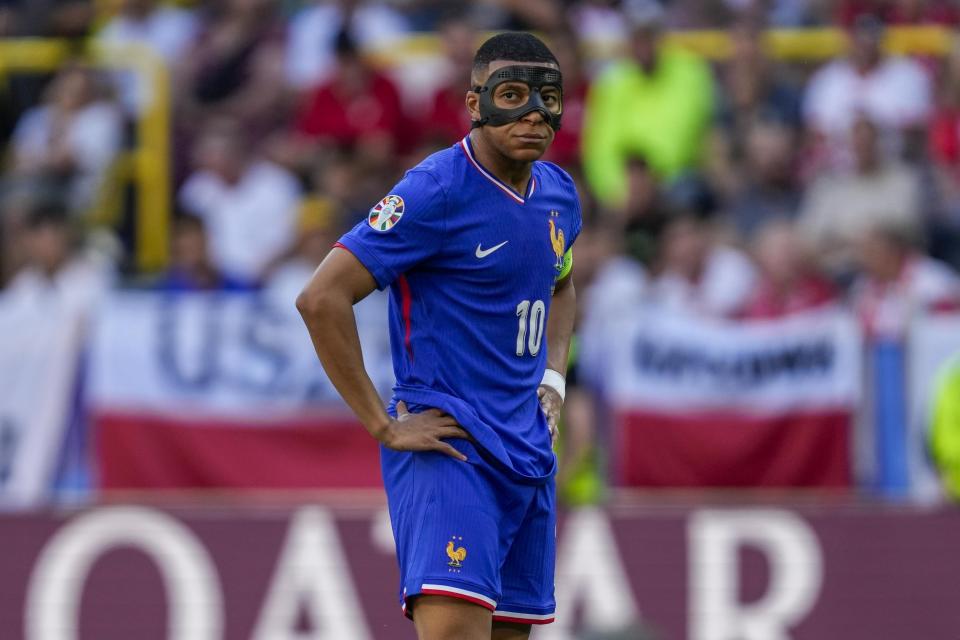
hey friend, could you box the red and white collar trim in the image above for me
[460,136,536,204]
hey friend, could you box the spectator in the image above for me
[176,0,288,144]
[650,211,757,317]
[927,43,960,268]
[2,201,112,313]
[178,118,301,286]
[722,119,802,239]
[465,0,566,32]
[262,196,339,309]
[541,30,590,168]
[609,156,669,267]
[9,64,124,214]
[96,0,198,114]
[799,115,922,276]
[285,0,410,92]
[0,0,93,37]
[707,20,802,198]
[929,44,960,181]
[308,150,383,222]
[671,0,820,28]
[802,14,932,171]
[837,0,959,26]
[154,215,250,292]
[741,219,837,319]
[567,0,629,63]
[292,30,410,168]
[852,223,960,337]
[421,13,477,147]
[931,354,960,501]
[582,0,714,207]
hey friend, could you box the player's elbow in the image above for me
[295,285,329,319]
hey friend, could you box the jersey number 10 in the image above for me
[515,299,546,357]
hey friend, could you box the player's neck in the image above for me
[469,130,533,195]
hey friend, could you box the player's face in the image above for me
[467,60,558,162]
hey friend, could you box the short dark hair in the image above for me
[472,32,558,82]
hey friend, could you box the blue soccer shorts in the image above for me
[381,434,556,626]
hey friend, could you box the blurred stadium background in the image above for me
[2,0,960,638]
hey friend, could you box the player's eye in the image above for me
[542,90,562,114]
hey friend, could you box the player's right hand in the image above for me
[379,401,471,461]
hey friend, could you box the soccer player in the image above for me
[297,32,580,640]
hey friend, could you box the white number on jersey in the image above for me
[515,299,546,357]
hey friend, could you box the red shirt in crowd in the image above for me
[542,79,588,169]
[424,83,473,146]
[295,70,409,151]
[740,275,838,320]
[930,106,960,171]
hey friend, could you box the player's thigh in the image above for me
[492,620,532,639]
[412,594,491,640]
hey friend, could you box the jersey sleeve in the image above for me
[337,170,446,289]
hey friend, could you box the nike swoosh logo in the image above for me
[475,241,509,258]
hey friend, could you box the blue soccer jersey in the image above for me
[338,136,582,482]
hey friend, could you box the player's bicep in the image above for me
[303,246,378,306]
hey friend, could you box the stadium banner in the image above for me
[587,308,862,487]
[0,501,956,640]
[0,297,86,508]
[88,291,394,489]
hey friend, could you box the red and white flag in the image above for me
[586,308,861,488]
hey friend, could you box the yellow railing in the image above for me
[0,40,170,272]
[0,25,955,271]
[91,42,171,272]
[666,25,955,60]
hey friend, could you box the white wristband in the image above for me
[540,369,566,402]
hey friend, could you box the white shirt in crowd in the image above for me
[803,56,931,157]
[285,2,409,90]
[12,101,124,212]
[2,256,113,319]
[854,256,960,338]
[651,246,758,318]
[178,161,302,284]
[800,162,921,266]
[97,5,198,113]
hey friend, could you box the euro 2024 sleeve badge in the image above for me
[368,195,405,232]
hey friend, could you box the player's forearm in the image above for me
[297,291,392,438]
[544,278,576,376]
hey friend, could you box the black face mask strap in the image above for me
[471,85,490,129]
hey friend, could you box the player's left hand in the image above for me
[537,385,563,447]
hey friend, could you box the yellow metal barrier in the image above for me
[0,40,170,271]
[90,42,171,272]
[0,25,955,271]
[665,25,955,60]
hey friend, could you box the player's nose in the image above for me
[521,109,547,125]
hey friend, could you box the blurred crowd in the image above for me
[4,0,960,494]
[2,0,960,327]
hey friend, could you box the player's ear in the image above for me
[465,89,481,123]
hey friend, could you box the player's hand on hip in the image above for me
[380,401,471,461]
[537,385,563,447]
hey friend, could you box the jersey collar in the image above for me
[459,136,536,205]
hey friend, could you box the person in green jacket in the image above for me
[931,356,960,500]
[582,0,714,207]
